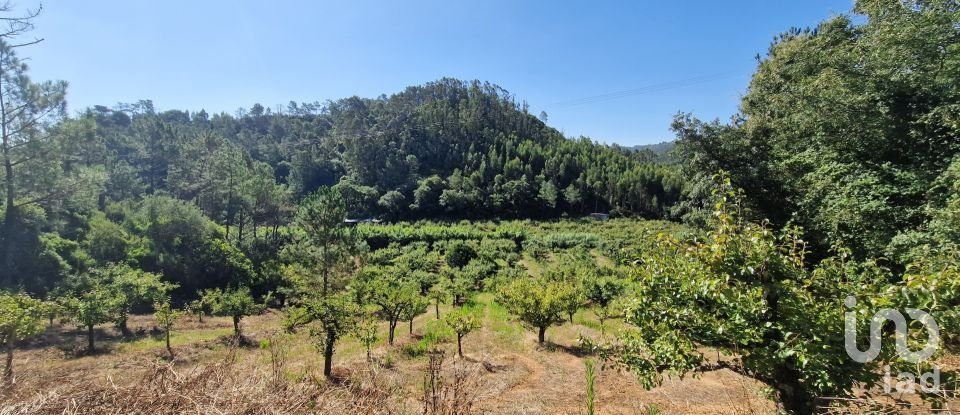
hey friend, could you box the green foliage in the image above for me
[497,276,578,344]
[400,295,429,334]
[404,319,454,357]
[353,315,379,361]
[286,187,358,296]
[357,267,421,345]
[358,221,525,250]
[675,2,960,261]
[0,292,46,378]
[443,306,482,357]
[445,242,477,269]
[610,176,908,412]
[153,300,181,332]
[84,214,134,264]
[196,238,257,291]
[60,263,174,337]
[153,299,182,357]
[583,275,625,309]
[62,283,115,352]
[0,32,71,290]
[427,283,448,319]
[285,293,360,377]
[529,232,600,250]
[186,298,208,322]
[120,195,242,297]
[203,286,264,337]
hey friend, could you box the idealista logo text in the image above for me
[844,296,942,394]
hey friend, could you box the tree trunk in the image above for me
[119,317,131,337]
[435,303,440,319]
[165,330,172,358]
[388,321,396,345]
[772,373,815,414]
[1,62,16,287]
[4,329,14,381]
[1,195,14,286]
[537,326,546,344]
[409,318,414,335]
[87,324,96,353]
[232,315,241,337]
[323,329,335,378]
[568,312,574,324]
[237,208,244,242]
[457,334,463,358]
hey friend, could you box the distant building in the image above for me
[343,218,381,226]
[588,213,610,220]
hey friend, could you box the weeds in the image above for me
[421,351,484,415]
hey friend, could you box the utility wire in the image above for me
[549,73,735,108]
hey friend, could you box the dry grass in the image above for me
[0,348,414,415]
[0,302,787,415]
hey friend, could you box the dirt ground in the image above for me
[0,300,785,415]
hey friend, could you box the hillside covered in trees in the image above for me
[2,77,683,294]
[85,79,682,219]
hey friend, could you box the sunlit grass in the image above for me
[118,327,234,353]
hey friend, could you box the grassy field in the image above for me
[1,293,775,415]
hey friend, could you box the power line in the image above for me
[549,73,735,108]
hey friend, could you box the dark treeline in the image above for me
[86,78,682,220]
[1,76,682,295]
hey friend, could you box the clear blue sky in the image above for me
[26,1,854,146]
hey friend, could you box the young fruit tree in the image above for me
[427,282,448,319]
[153,299,182,358]
[0,292,45,381]
[497,276,578,344]
[186,298,207,323]
[204,286,263,337]
[402,296,429,335]
[583,276,625,334]
[93,263,174,336]
[445,242,477,269]
[353,314,379,362]
[63,286,114,353]
[284,293,359,378]
[359,267,420,345]
[443,306,481,358]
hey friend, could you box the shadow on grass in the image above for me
[542,341,592,358]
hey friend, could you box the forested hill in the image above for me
[81,78,683,221]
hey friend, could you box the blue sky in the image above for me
[26,1,854,146]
